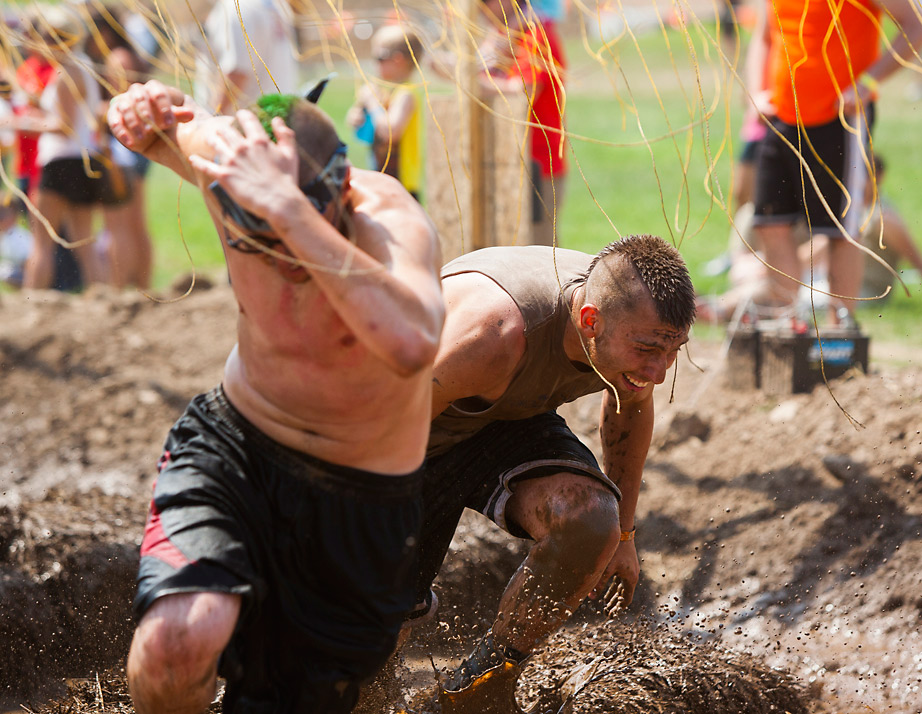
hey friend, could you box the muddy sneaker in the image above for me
[438,634,527,714]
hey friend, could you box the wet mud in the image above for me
[3,284,921,713]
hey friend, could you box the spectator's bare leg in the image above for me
[828,237,865,324]
[65,204,105,286]
[23,191,66,290]
[757,222,801,308]
[106,181,152,289]
[128,592,241,714]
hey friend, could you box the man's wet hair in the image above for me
[583,234,696,331]
[250,93,343,190]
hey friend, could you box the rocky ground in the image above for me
[2,283,920,713]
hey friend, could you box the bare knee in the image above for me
[547,486,621,570]
[512,475,621,573]
[129,592,240,697]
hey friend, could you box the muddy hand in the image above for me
[603,576,627,618]
[107,80,194,152]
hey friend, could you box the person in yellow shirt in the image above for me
[347,25,424,200]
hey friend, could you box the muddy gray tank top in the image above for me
[428,246,606,456]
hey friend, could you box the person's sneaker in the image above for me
[441,633,525,692]
[438,634,528,714]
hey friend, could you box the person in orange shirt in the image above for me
[748,0,922,324]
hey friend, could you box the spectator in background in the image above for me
[347,25,424,200]
[193,0,298,114]
[86,4,154,290]
[9,42,54,200]
[478,0,567,247]
[697,156,921,322]
[748,0,922,325]
[15,4,112,290]
[4,36,84,291]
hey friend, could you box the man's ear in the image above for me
[579,303,601,337]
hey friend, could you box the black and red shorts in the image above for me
[136,386,423,714]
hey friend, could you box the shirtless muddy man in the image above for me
[108,80,444,714]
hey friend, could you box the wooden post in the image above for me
[467,0,488,253]
[424,0,532,263]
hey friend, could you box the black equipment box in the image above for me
[727,321,869,394]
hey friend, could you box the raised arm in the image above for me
[587,388,654,606]
[107,80,215,180]
[841,0,922,112]
[191,111,443,377]
[311,169,445,376]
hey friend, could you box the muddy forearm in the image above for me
[600,391,653,531]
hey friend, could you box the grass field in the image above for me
[141,22,921,347]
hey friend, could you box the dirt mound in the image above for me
[0,490,143,705]
[3,285,921,713]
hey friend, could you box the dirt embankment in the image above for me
[2,284,920,712]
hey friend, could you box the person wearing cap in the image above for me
[107,79,444,714]
[748,0,922,324]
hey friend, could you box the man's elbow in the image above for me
[390,329,441,378]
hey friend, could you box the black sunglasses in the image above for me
[209,141,349,238]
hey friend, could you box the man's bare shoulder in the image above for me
[349,169,421,212]
[442,271,526,356]
[432,271,526,406]
[346,169,440,268]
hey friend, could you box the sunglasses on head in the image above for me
[209,141,349,238]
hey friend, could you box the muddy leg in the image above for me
[491,473,620,654]
[440,474,620,711]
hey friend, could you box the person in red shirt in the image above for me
[12,50,83,292]
[13,52,55,198]
[480,0,567,246]
[749,0,922,324]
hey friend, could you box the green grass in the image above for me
[142,23,921,349]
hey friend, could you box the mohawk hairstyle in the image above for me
[584,234,696,331]
[247,93,343,188]
[253,93,299,141]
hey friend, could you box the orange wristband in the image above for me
[620,527,636,542]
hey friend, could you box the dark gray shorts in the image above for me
[752,109,874,235]
[414,411,620,604]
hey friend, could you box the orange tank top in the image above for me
[769,0,881,126]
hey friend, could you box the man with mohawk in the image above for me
[108,80,443,714]
[412,236,695,712]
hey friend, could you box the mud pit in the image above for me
[2,284,921,713]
